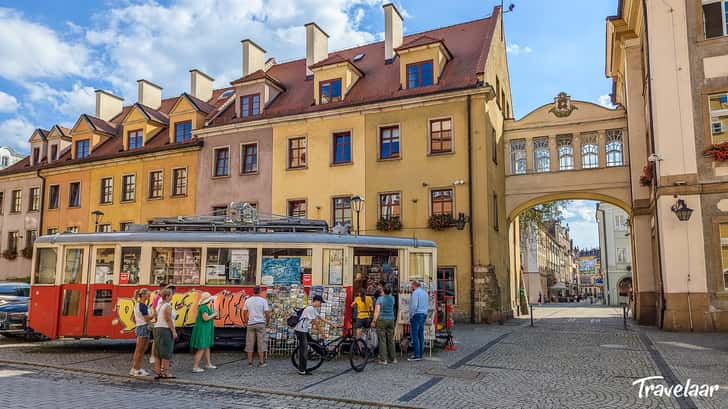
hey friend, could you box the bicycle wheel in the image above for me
[348,338,369,372]
[291,343,325,372]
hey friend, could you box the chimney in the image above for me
[383,3,403,61]
[242,39,266,77]
[190,69,214,101]
[94,90,124,121]
[305,22,329,76]
[264,57,277,71]
[137,79,162,109]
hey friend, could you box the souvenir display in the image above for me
[265,285,307,355]
[310,286,346,339]
[395,283,437,342]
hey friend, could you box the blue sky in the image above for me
[0,0,617,246]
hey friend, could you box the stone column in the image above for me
[549,135,558,172]
[597,129,607,168]
[573,134,582,170]
[525,137,534,173]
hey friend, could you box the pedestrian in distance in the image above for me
[130,288,153,377]
[294,295,337,375]
[191,292,218,373]
[372,286,397,365]
[243,286,271,368]
[153,288,177,379]
[408,280,428,362]
[351,288,373,338]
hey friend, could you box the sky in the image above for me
[0,0,618,247]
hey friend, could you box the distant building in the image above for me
[596,202,632,306]
[0,146,23,169]
[521,220,575,303]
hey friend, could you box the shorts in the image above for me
[245,323,266,353]
[354,318,371,329]
[135,325,151,338]
[153,327,174,360]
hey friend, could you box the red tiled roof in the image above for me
[230,70,286,91]
[309,54,350,69]
[83,114,119,135]
[210,12,499,126]
[395,35,442,51]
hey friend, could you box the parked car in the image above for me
[0,282,40,339]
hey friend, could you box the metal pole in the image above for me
[530,304,534,327]
[623,303,627,330]
[356,210,360,235]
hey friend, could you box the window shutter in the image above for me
[703,2,724,39]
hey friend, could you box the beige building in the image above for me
[520,220,574,303]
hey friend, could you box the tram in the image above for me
[28,205,437,341]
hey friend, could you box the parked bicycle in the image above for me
[291,329,370,372]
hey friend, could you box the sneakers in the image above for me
[248,362,254,368]
[391,359,398,364]
[149,356,156,364]
[192,367,205,373]
[258,362,268,368]
[407,356,422,362]
[205,365,217,369]
[137,368,150,376]
[298,370,312,375]
[377,360,388,365]
[129,368,150,377]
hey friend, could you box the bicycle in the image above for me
[291,329,370,372]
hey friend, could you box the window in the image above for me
[7,231,18,253]
[379,192,401,220]
[379,126,400,159]
[63,248,84,284]
[48,185,60,209]
[121,175,136,202]
[703,0,728,39]
[287,199,307,218]
[119,222,132,232]
[533,137,550,173]
[151,247,202,285]
[148,171,163,199]
[430,118,453,154]
[0,192,3,215]
[288,137,307,169]
[120,247,141,284]
[709,93,728,144]
[47,227,58,235]
[409,253,433,282]
[205,248,257,285]
[333,132,352,164]
[75,139,90,159]
[406,60,434,89]
[261,248,312,285]
[10,190,21,213]
[0,157,6,167]
[721,223,728,288]
[34,248,57,284]
[332,196,352,227]
[431,189,454,216]
[240,94,261,117]
[616,248,627,264]
[66,226,79,233]
[25,230,37,250]
[94,248,115,284]
[212,206,227,216]
[172,168,188,196]
[213,147,229,177]
[437,267,456,323]
[614,215,628,231]
[128,130,143,150]
[496,76,501,109]
[510,140,526,175]
[100,177,113,204]
[319,79,342,104]
[582,134,599,168]
[491,128,498,164]
[323,248,344,285]
[241,143,258,174]
[492,192,499,231]
[606,130,624,167]
[50,144,58,161]
[174,120,192,142]
[33,147,40,164]
[28,187,40,211]
[98,224,112,233]
[558,135,574,171]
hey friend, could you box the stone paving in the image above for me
[0,304,726,408]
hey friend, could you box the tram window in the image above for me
[34,248,58,284]
[120,247,142,285]
[152,247,202,285]
[261,248,312,285]
[92,289,113,316]
[409,253,433,283]
[205,248,257,285]
[95,248,115,284]
[323,249,344,285]
[63,248,84,284]
[61,289,81,316]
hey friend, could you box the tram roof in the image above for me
[35,231,436,248]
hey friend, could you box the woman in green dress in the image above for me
[191,292,218,373]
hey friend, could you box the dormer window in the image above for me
[406,61,433,89]
[32,147,40,164]
[320,79,342,104]
[76,139,90,159]
[128,130,143,150]
[240,94,261,117]
[174,121,192,142]
[50,145,58,161]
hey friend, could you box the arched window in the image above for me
[510,140,526,175]
[533,137,550,173]
[606,129,624,167]
[581,134,598,169]
[558,135,573,171]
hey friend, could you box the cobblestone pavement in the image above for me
[1,304,726,408]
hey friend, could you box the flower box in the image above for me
[704,142,728,162]
[428,214,455,230]
[639,163,653,187]
[2,249,18,260]
[376,217,402,232]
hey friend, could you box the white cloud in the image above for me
[0,116,35,153]
[22,82,96,118]
[0,91,18,113]
[598,94,616,109]
[563,200,598,249]
[0,8,95,79]
[506,43,533,56]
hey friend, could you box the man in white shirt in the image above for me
[294,295,331,375]
[243,286,271,367]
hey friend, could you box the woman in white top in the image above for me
[130,288,152,377]
[152,289,178,379]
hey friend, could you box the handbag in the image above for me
[365,327,378,350]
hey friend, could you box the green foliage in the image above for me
[376,217,402,232]
[428,214,455,230]
[519,201,571,230]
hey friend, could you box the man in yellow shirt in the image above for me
[351,288,373,338]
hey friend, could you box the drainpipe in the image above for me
[641,0,667,328]
[467,94,476,324]
[36,168,46,238]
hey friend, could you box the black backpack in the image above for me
[287,308,304,328]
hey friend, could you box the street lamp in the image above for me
[351,195,364,235]
[671,199,693,222]
[91,210,104,232]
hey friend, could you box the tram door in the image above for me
[85,247,116,337]
[57,246,89,337]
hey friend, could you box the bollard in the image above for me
[622,303,627,330]
[530,303,534,327]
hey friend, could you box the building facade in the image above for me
[520,220,574,303]
[0,146,24,170]
[596,202,632,306]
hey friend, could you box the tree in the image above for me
[519,201,570,230]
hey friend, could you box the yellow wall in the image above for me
[70,119,109,158]
[167,97,208,143]
[397,45,449,88]
[43,168,92,233]
[122,106,164,149]
[312,64,361,103]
